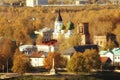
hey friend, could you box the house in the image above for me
[26,0,48,7]
[34,27,53,42]
[99,48,120,65]
[29,52,46,67]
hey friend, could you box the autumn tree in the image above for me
[12,49,31,73]
[67,53,85,73]
[58,33,81,51]
[0,38,17,72]
[67,49,101,73]
[104,39,118,50]
[36,35,42,44]
[83,49,101,72]
[44,52,66,69]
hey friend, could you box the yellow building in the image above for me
[93,35,107,48]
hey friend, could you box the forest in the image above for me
[0,5,120,44]
[0,5,120,72]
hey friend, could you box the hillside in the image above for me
[0,5,120,45]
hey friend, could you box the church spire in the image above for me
[56,9,62,21]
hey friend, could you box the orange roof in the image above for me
[29,52,44,58]
[100,57,109,63]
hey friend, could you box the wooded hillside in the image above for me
[0,5,120,45]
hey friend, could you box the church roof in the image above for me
[67,21,74,30]
[60,24,65,30]
[55,9,62,21]
[62,45,98,54]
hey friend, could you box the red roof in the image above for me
[100,57,109,63]
[29,52,44,58]
[40,39,57,46]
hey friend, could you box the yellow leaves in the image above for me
[12,51,30,73]
[67,49,101,72]
[44,52,66,69]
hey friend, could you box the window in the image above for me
[100,41,102,45]
[118,56,120,59]
[35,58,37,61]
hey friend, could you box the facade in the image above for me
[29,52,45,67]
[93,35,107,48]
[34,27,53,42]
[99,48,120,65]
[77,23,90,45]
[26,0,48,7]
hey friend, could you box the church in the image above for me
[52,9,74,39]
[35,9,75,42]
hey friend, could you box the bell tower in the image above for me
[53,9,64,39]
[77,22,90,45]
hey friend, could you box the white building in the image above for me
[26,0,48,7]
[99,48,120,65]
[29,52,45,67]
[19,44,56,55]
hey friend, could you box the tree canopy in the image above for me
[44,52,66,69]
[67,49,101,72]
[12,49,31,73]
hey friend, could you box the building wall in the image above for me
[42,31,52,42]
[93,35,107,48]
[30,58,44,67]
[34,28,53,42]
[36,45,55,52]
[77,23,90,45]
[114,55,120,63]
[26,0,35,7]
[26,0,48,7]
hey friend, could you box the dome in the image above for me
[67,21,74,30]
[60,24,65,30]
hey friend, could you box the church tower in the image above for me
[77,23,90,45]
[53,9,64,39]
